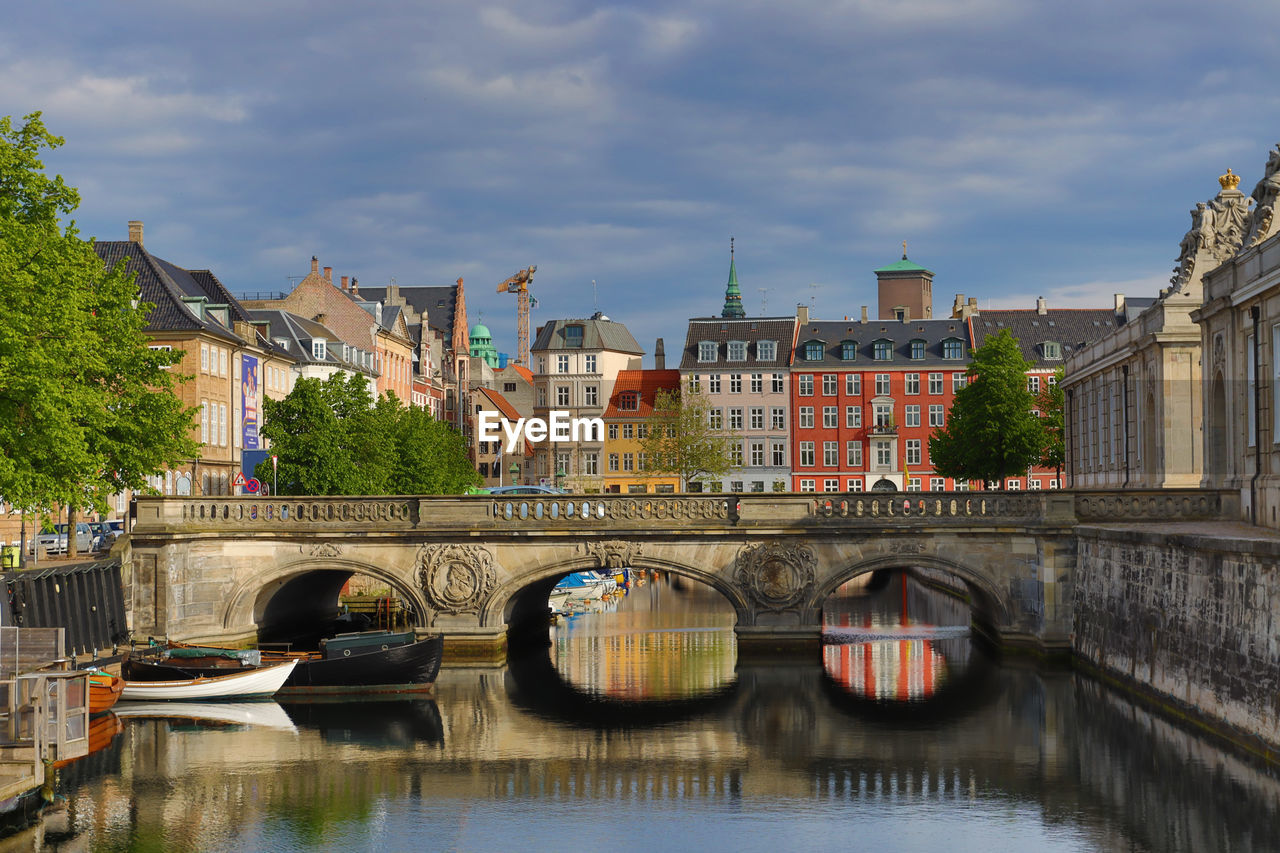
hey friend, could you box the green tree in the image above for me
[639,387,733,490]
[929,329,1044,488]
[0,113,197,527]
[1037,367,1065,484]
[256,372,477,495]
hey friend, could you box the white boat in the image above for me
[112,701,298,731]
[120,659,298,701]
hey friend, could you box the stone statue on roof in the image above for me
[1246,143,1280,248]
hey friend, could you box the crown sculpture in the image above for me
[1220,167,1241,191]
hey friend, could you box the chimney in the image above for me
[654,338,666,370]
[350,277,359,296]
[860,306,868,323]
[796,304,810,325]
[311,256,319,274]
[1114,293,1125,313]
[127,220,144,246]
[315,313,327,326]
[1036,296,1047,315]
[323,266,333,282]
[952,293,964,317]
[388,282,400,302]
[341,275,349,291]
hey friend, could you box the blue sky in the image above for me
[6,1,1280,363]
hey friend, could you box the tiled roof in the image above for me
[247,309,378,376]
[790,318,970,369]
[603,369,681,419]
[969,309,1121,368]
[188,269,255,325]
[359,285,459,338]
[94,241,242,343]
[678,316,799,369]
[531,316,643,354]
[476,387,522,421]
[501,363,534,385]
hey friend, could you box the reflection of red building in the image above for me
[824,637,944,702]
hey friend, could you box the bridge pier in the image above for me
[734,626,824,661]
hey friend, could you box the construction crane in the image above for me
[497,265,537,366]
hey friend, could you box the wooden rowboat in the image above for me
[88,670,124,715]
[120,659,297,701]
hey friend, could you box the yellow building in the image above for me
[603,369,681,494]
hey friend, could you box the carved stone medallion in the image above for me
[417,544,497,615]
[735,542,815,610]
[308,542,342,557]
[890,541,925,555]
[582,540,642,570]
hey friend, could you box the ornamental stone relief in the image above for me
[307,542,342,557]
[735,542,816,611]
[581,540,642,569]
[417,543,497,615]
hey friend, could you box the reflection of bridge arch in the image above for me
[221,557,430,636]
[812,554,1012,627]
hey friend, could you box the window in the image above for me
[873,402,893,427]
[823,441,838,466]
[688,374,701,392]
[905,439,921,466]
[503,382,517,393]
[623,453,634,471]
[730,374,742,393]
[537,357,546,374]
[823,406,837,428]
[930,477,946,491]
[698,341,717,362]
[758,340,777,361]
[800,479,815,492]
[1028,375,1041,394]
[1007,479,1021,490]
[622,424,634,439]
[750,442,765,466]
[928,373,944,394]
[953,372,968,392]
[772,373,784,393]
[608,454,619,472]
[847,478,863,492]
[822,374,837,395]
[730,481,744,493]
[556,386,571,406]
[873,340,893,360]
[824,478,840,492]
[847,441,863,466]
[905,405,920,427]
[638,424,649,439]
[798,375,814,396]
[219,403,227,446]
[907,477,922,492]
[537,387,547,407]
[875,374,890,396]
[1029,479,1042,490]
[565,325,584,348]
[799,407,814,428]
[846,374,861,396]
[799,442,815,466]
[585,355,597,373]
[200,400,209,444]
[846,406,861,428]
[1043,341,1062,360]
[751,481,765,493]
[728,341,747,361]
[840,341,857,361]
[556,452,572,476]
[200,344,209,372]
[875,441,892,467]
[708,375,722,393]
[772,441,786,466]
[771,407,786,430]
[618,392,639,411]
[730,443,744,466]
[750,407,764,430]
[557,355,569,373]
[910,340,925,360]
[729,408,744,430]
[905,374,920,395]
[312,340,326,360]
[942,338,964,359]
[804,341,824,361]
[751,373,763,393]
[220,349,228,376]
[709,408,724,429]
[929,404,945,427]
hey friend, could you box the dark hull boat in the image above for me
[124,632,444,695]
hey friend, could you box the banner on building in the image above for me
[241,354,260,450]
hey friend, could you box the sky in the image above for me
[6,1,1280,364]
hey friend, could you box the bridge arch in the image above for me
[221,556,431,636]
[810,553,1012,627]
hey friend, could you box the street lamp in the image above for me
[509,462,521,486]
[555,465,566,491]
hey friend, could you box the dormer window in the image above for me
[839,340,857,361]
[909,339,926,360]
[273,337,289,350]
[873,339,893,360]
[618,391,639,410]
[565,325,584,348]
[1043,341,1062,360]
[942,338,965,359]
[727,340,747,361]
[802,340,824,361]
[757,340,777,361]
[312,339,327,360]
[698,341,717,363]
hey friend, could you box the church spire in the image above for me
[721,237,745,318]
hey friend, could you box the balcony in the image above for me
[870,421,898,436]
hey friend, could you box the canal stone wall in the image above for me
[1074,523,1280,757]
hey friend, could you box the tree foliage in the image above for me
[928,329,1045,488]
[0,113,198,516]
[1037,367,1065,479]
[256,372,478,495]
[638,386,733,489]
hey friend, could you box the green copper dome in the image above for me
[470,323,492,340]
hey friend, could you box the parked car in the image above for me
[89,520,125,551]
[484,485,568,496]
[30,522,94,555]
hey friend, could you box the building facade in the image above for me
[602,369,682,494]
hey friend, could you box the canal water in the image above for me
[18,573,1280,852]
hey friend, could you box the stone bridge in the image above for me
[122,490,1231,661]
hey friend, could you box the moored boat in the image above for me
[120,659,297,701]
[87,670,124,715]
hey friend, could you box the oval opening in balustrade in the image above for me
[250,505,258,520]
[503,502,513,520]
[281,505,289,520]
[534,502,544,520]
[519,502,529,519]
[549,502,559,519]
[596,503,606,519]
[565,502,576,518]
[265,505,274,520]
